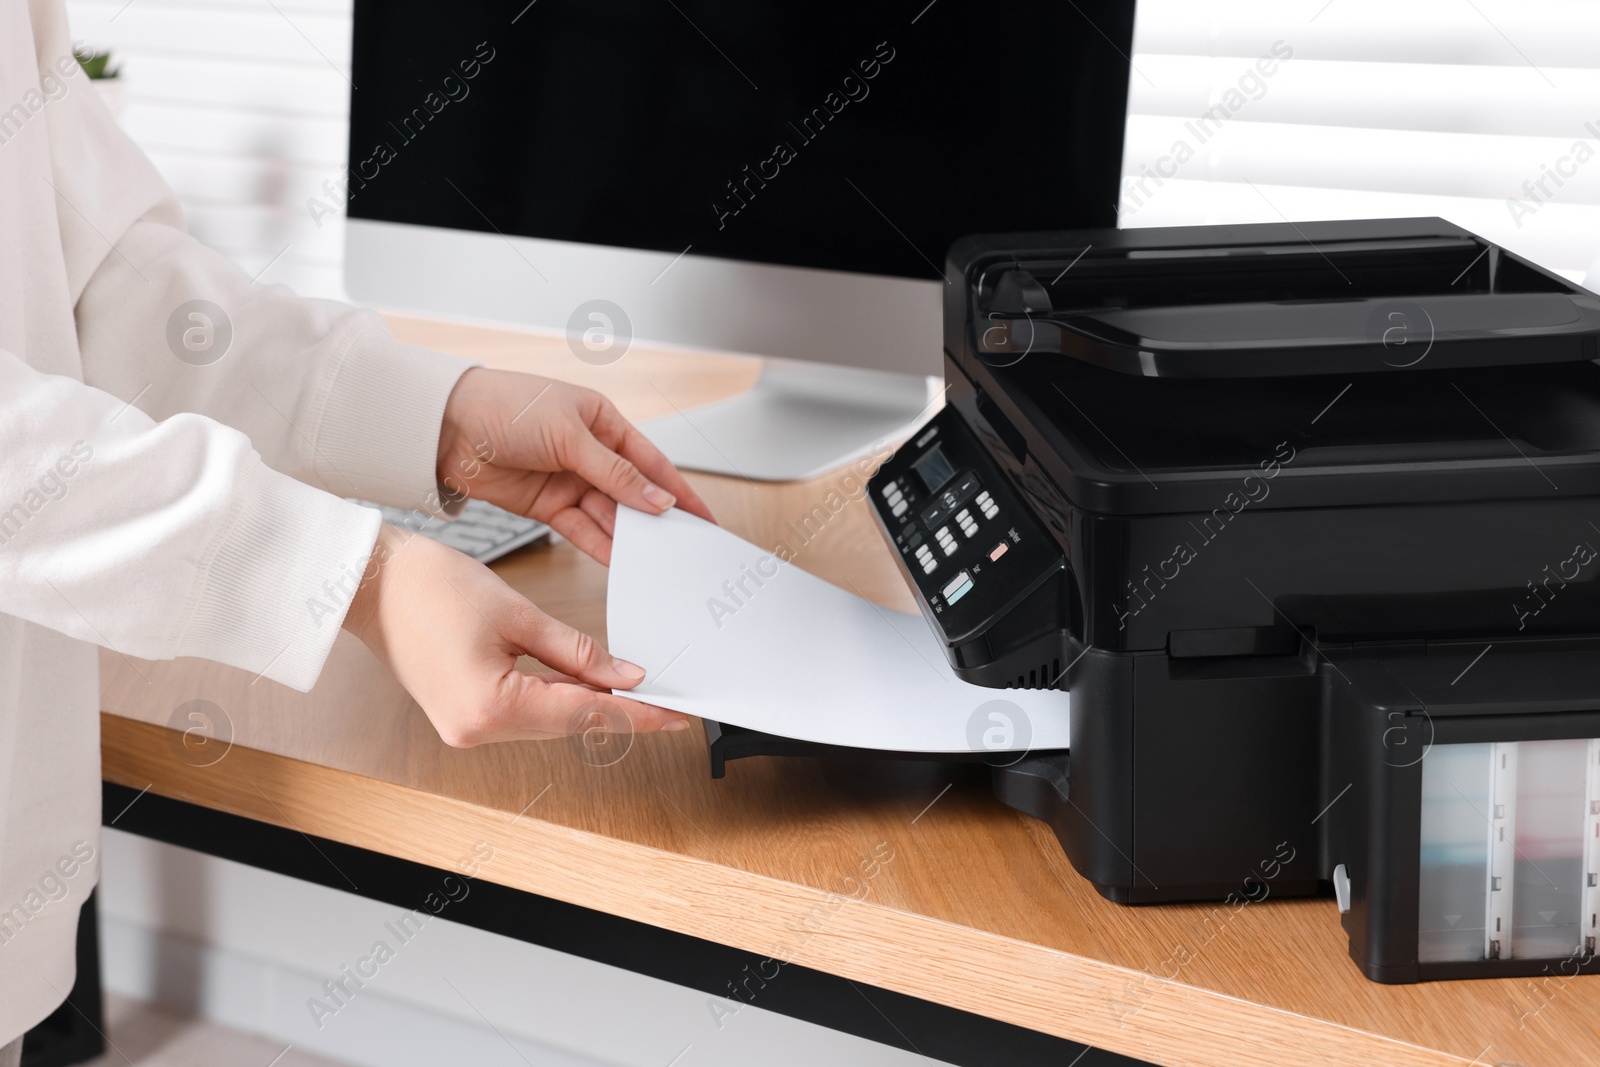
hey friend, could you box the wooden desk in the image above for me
[101,314,1600,1067]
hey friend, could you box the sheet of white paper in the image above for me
[607,507,1070,753]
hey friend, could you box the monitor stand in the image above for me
[639,359,941,482]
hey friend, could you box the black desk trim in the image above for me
[102,782,1149,1067]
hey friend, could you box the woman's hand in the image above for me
[435,368,715,564]
[342,525,690,746]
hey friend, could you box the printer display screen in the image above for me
[912,446,957,494]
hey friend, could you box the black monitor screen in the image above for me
[347,1,1133,280]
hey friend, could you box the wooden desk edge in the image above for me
[102,714,1465,1067]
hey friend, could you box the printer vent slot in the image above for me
[1016,658,1061,690]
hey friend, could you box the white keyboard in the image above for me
[350,498,551,564]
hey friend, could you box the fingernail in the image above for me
[663,719,691,732]
[642,483,676,510]
[614,659,647,682]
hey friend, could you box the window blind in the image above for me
[1121,0,1600,282]
[64,0,354,299]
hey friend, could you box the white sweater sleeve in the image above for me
[5,2,479,690]
[43,10,473,512]
[0,350,382,691]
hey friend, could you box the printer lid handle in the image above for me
[975,292,1600,378]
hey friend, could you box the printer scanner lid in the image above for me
[945,220,1600,514]
[957,218,1600,379]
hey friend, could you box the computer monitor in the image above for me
[345,1,1132,479]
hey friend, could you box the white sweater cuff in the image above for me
[178,460,383,692]
[309,324,479,513]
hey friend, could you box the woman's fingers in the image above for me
[587,399,716,524]
[546,506,613,565]
[613,423,716,524]
[502,676,692,739]
[578,486,617,538]
[497,597,651,692]
[560,427,677,515]
[343,521,691,749]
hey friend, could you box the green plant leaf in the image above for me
[75,50,120,80]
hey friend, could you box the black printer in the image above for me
[709,218,1600,984]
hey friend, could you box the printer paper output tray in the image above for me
[703,721,1073,818]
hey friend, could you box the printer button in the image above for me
[943,541,958,556]
[880,482,900,500]
[955,508,972,523]
[922,560,937,574]
[981,503,999,520]
[891,500,908,517]
[942,571,974,605]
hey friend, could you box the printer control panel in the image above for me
[884,468,1002,593]
[868,405,1063,649]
